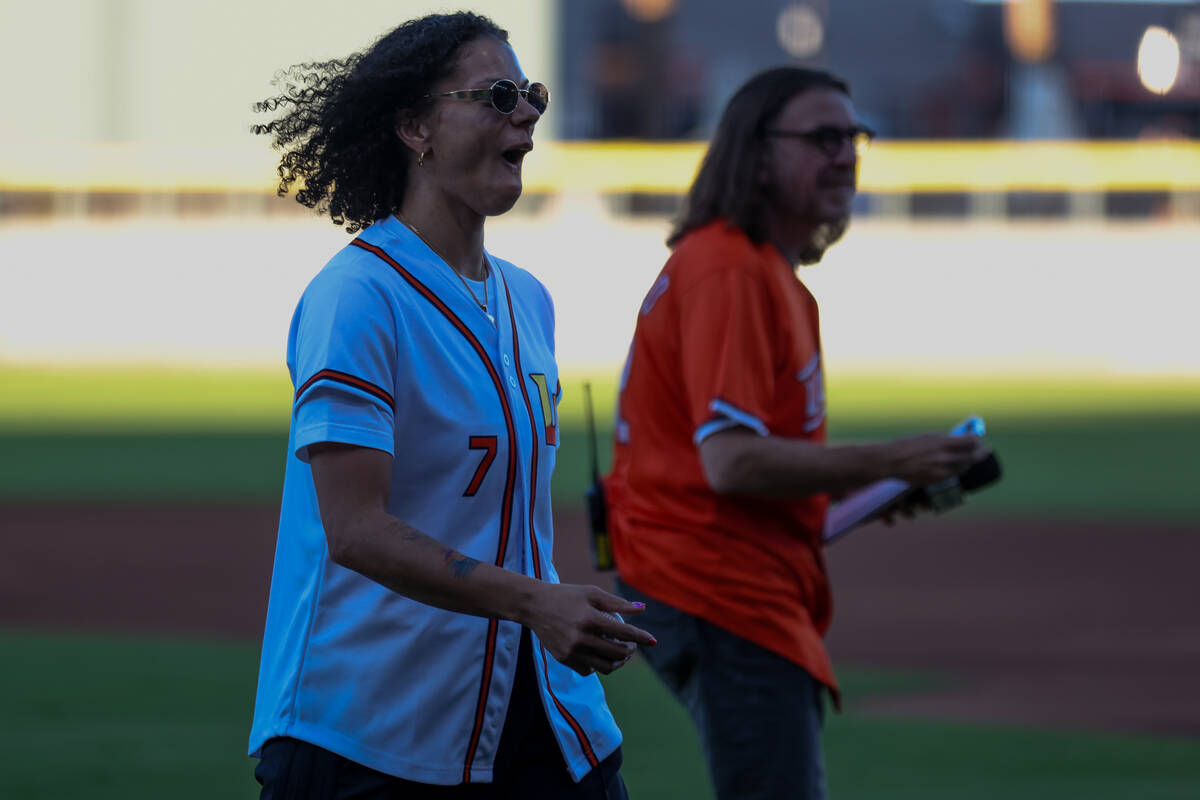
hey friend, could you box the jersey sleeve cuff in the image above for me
[291,373,396,462]
[295,369,394,409]
[693,399,769,444]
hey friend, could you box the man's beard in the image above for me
[796,217,849,266]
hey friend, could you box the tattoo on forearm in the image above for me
[444,550,481,579]
[392,522,480,579]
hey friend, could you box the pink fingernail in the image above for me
[631,602,645,608]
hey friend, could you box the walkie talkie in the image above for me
[583,382,614,571]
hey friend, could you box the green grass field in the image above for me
[4,365,1199,798]
[4,629,1198,800]
[5,365,1200,519]
[6,415,1200,519]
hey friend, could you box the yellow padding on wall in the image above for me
[2,140,1198,194]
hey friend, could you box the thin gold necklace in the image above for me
[395,213,492,319]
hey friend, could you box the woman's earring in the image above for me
[418,151,426,167]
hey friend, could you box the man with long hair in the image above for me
[605,67,985,799]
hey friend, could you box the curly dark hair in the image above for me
[668,67,850,250]
[252,12,508,232]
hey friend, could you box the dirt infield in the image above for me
[3,504,1197,736]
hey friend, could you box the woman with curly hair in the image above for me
[247,11,653,799]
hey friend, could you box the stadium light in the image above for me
[1138,25,1181,94]
[776,3,825,59]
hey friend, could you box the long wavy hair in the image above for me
[252,12,508,232]
[667,67,850,249]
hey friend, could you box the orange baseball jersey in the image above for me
[606,219,837,696]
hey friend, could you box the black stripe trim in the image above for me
[502,272,600,769]
[294,368,393,407]
[347,238,517,783]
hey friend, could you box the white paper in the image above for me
[822,478,911,544]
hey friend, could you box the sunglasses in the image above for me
[765,124,876,157]
[429,79,550,115]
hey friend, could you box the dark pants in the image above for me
[255,628,628,800]
[616,578,828,800]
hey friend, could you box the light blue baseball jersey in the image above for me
[249,214,622,784]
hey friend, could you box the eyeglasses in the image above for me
[429,79,550,115]
[765,124,876,157]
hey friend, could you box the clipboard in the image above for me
[823,416,1002,544]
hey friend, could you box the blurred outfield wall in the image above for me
[2,0,1198,379]
[1,210,1197,377]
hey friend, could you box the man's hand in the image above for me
[877,489,934,525]
[522,584,656,677]
[882,434,990,487]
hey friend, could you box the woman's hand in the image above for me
[522,583,656,676]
